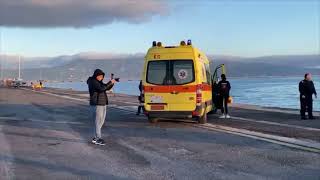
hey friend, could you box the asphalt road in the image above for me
[0,87,319,180]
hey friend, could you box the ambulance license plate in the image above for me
[151,105,164,110]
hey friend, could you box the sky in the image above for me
[0,0,319,57]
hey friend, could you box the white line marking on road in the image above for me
[108,107,137,115]
[195,123,320,153]
[21,88,88,103]
[109,100,138,105]
[229,116,320,132]
[231,103,320,116]
[114,106,138,111]
[0,117,84,125]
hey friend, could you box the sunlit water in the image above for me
[45,76,320,111]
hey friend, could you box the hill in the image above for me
[1,53,319,81]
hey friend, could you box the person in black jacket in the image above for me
[87,69,116,145]
[218,74,231,119]
[299,73,317,120]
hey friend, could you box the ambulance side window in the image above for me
[201,64,206,84]
[205,64,211,85]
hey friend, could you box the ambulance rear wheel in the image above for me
[197,109,207,124]
[148,117,158,123]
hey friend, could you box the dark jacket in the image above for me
[87,69,114,106]
[138,81,144,103]
[299,79,317,98]
[218,79,231,96]
[138,81,143,92]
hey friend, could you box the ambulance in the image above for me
[141,40,225,124]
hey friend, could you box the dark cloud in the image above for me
[0,0,168,28]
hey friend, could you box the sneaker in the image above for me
[225,114,231,119]
[95,139,106,146]
[91,137,98,144]
[219,115,226,119]
[301,117,307,120]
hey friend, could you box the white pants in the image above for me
[91,105,107,138]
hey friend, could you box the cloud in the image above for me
[0,0,168,28]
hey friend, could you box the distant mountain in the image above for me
[0,54,73,69]
[1,53,319,81]
[209,55,320,77]
[1,54,145,81]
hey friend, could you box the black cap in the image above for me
[93,69,105,78]
[305,73,310,79]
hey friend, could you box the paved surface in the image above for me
[107,92,320,142]
[0,87,320,180]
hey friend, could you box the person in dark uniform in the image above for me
[299,73,317,120]
[218,74,231,118]
[136,80,144,115]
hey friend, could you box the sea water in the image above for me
[45,76,320,111]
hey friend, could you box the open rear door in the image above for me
[211,64,226,112]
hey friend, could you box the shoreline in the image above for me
[32,75,320,83]
[39,86,320,114]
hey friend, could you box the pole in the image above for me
[18,55,21,79]
[0,27,2,80]
[40,68,42,81]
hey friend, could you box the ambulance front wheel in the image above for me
[148,116,158,123]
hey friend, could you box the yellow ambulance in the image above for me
[141,40,225,124]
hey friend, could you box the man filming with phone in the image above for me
[87,69,119,145]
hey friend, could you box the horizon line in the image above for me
[0,52,319,60]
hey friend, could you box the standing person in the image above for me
[87,69,117,145]
[136,80,144,115]
[299,73,317,120]
[218,74,231,119]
